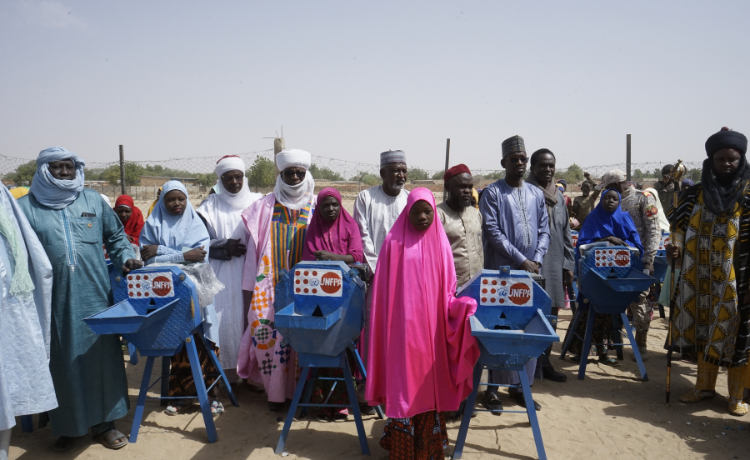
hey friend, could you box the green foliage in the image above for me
[101,162,145,186]
[349,171,380,186]
[309,164,345,181]
[431,170,445,181]
[685,168,701,183]
[481,171,505,181]
[193,173,216,187]
[246,156,276,187]
[3,160,37,185]
[408,167,430,181]
[557,163,584,184]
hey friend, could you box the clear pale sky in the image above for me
[1,0,748,172]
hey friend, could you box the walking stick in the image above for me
[666,160,685,405]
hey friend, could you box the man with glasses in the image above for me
[198,155,262,389]
[479,135,550,414]
[237,149,316,411]
[353,149,409,414]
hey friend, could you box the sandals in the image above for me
[729,397,749,416]
[94,429,128,450]
[334,409,349,421]
[211,400,225,415]
[165,399,192,416]
[483,393,503,416]
[598,356,621,367]
[52,436,77,452]
[679,389,717,403]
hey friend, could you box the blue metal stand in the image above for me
[129,332,239,443]
[275,349,372,456]
[560,309,647,381]
[453,363,547,460]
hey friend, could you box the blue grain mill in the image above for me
[560,244,656,381]
[83,265,238,443]
[273,261,381,455]
[452,267,559,460]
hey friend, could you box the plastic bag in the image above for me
[147,262,225,309]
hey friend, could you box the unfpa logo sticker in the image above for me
[294,269,343,297]
[127,271,175,298]
[479,277,533,306]
[595,249,631,268]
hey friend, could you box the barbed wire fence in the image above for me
[0,148,704,204]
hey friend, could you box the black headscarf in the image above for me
[701,128,750,215]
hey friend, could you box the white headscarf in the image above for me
[197,156,262,239]
[644,187,670,232]
[274,149,315,210]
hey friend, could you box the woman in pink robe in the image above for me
[365,188,480,459]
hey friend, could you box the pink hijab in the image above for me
[301,187,364,262]
[365,188,479,418]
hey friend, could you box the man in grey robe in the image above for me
[0,185,56,460]
[526,149,574,382]
[353,150,409,414]
[479,135,549,413]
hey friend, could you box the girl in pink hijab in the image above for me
[365,188,479,460]
[302,187,364,421]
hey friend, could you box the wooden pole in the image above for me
[443,138,451,202]
[119,145,126,195]
[274,137,285,175]
[626,134,632,181]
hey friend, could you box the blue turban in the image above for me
[29,147,86,210]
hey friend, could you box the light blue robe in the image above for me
[479,179,550,387]
[18,189,135,437]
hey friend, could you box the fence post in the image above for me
[119,145,126,195]
[626,134,631,182]
[274,138,285,175]
[442,138,450,202]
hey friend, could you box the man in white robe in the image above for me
[198,156,262,383]
[352,150,409,412]
[0,184,56,459]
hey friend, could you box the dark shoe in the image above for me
[268,401,284,412]
[510,391,541,411]
[483,392,502,416]
[53,436,78,452]
[359,404,376,416]
[542,366,567,382]
[471,409,478,418]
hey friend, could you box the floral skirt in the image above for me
[380,410,447,460]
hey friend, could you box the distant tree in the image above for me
[246,156,276,187]
[431,170,445,181]
[194,173,216,187]
[481,171,505,181]
[83,167,106,181]
[349,171,380,186]
[557,163,584,184]
[308,164,345,181]
[102,162,144,186]
[3,160,37,185]
[409,167,430,181]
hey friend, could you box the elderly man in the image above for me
[0,184,57,459]
[526,149,574,382]
[198,155,262,385]
[353,150,409,414]
[238,149,316,411]
[480,135,549,413]
[18,147,143,451]
[437,164,483,288]
[653,164,675,212]
[596,170,660,360]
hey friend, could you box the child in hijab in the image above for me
[301,187,363,421]
[564,189,644,366]
[140,181,220,414]
[365,188,479,460]
[114,195,144,245]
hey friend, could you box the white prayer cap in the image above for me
[276,149,312,171]
[380,150,407,168]
[215,155,246,177]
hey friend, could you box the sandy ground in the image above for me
[8,308,750,460]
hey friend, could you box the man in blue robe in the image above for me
[479,135,550,413]
[18,147,143,451]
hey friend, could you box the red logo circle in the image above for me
[320,272,343,294]
[508,283,532,305]
[152,276,172,297]
[614,250,630,266]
